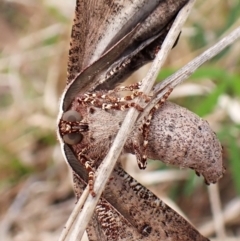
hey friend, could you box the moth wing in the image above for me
[102,165,209,241]
[67,0,162,84]
[90,198,152,241]
[65,146,148,240]
[61,23,140,112]
[64,145,209,241]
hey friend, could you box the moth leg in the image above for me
[132,142,147,169]
[101,100,145,111]
[100,90,151,112]
[109,81,142,92]
[72,173,110,240]
[79,81,146,103]
[136,88,173,169]
[108,81,151,103]
[104,89,150,104]
[100,84,152,111]
[78,88,150,112]
[77,151,96,197]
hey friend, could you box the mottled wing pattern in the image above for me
[67,0,189,86]
[104,166,209,241]
[65,146,209,241]
[73,173,147,241]
[67,0,163,84]
[62,25,140,111]
[62,0,189,111]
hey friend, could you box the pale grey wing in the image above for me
[96,0,189,90]
[73,179,157,241]
[67,0,189,90]
[63,23,162,110]
[90,197,154,241]
[93,22,171,91]
[62,24,140,112]
[67,0,162,84]
[66,146,153,241]
[64,145,209,241]
[103,165,210,241]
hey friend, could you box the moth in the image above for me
[57,0,224,240]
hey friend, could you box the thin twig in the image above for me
[58,186,89,241]
[66,1,196,240]
[199,197,240,237]
[139,26,240,121]
[207,184,226,239]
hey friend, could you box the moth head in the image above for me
[59,110,87,145]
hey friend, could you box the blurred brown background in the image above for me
[0,0,239,240]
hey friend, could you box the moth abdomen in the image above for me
[127,101,225,184]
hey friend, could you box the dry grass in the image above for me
[0,0,239,240]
